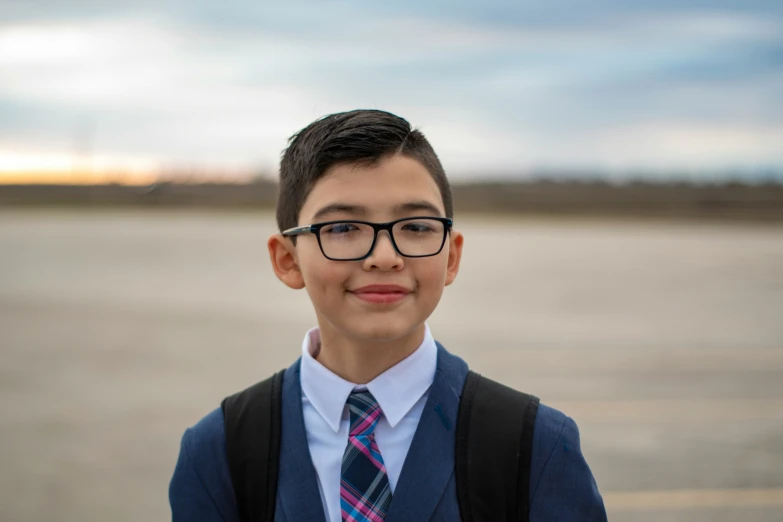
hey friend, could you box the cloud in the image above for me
[0,1,781,180]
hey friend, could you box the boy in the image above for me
[169,109,606,521]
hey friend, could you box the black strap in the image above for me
[221,369,285,522]
[456,371,540,522]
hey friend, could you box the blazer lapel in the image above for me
[276,359,328,522]
[385,343,469,522]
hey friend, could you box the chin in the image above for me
[345,316,423,344]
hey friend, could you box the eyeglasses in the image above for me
[282,216,453,261]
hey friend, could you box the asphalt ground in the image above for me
[1,210,781,521]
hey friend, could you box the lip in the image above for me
[349,284,412,304]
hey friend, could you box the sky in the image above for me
[1,0,782,182]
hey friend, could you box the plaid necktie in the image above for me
[340,390,392,522]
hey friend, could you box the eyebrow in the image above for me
[311,203,366,222]
[393,200,443,216]
[310,200,444,222]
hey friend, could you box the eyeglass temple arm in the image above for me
[281,224,314,236]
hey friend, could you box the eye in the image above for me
[401,221,437,233]
[322,222,360,235]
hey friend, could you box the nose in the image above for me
[363,230,403,271]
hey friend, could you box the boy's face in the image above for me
[268,154,463,346]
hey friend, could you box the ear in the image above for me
[267,233,305,290]
[444,229,464,287]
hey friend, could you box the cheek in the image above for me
[301,257,351,300]
[412,255,449,291]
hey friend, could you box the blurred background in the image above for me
[1,1,782,521]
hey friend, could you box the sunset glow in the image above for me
[0,150,159,185]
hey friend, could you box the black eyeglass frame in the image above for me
[281,216,453,261]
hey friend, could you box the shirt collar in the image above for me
[300,324,438,433]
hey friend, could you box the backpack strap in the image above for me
[221,369,285,522]
[456,370,540,522]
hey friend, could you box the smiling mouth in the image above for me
[348,285,412,304]
[350,292,409,304]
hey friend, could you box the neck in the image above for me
[314,323,426,384]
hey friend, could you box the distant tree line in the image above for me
[1,179,782,221]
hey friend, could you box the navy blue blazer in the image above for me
[170,344,607,521]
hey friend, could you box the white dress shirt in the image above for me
[299,325,438,522]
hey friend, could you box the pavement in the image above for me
[1,210,782,521]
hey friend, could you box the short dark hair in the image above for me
[276,109,453,232]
